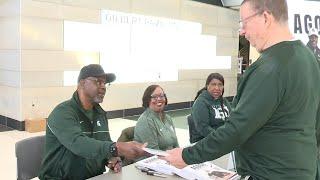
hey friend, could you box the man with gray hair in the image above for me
[163,0,320,179]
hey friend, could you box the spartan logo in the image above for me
[97,121,101,127]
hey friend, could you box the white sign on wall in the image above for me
[63,10,232,85]
[99,10,231,83]
[288,0,320,45]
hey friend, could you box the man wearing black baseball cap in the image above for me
[77,64,116,85]
[39,64,146,180]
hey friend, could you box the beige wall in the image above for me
[0,0,239,121]
[0,0,21,120]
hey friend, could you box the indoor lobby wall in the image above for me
[0,0,239,129]
[0,0,22,129]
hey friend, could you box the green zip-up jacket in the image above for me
[38,92,113,180]
[190,90,231,143]
[134,108,179,151]
[182,40,320,180]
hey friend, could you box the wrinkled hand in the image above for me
[116,141,147,160]
[160,148,187,169]
[107,157,122,173]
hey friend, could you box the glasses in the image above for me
[239,11,261,31]
[86,77,107,86]
[150,94,166,100]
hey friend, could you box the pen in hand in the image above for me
[107,157,122,173]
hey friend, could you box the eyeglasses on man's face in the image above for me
[86,77,107,87]
[239,11,262,31]
[150,94,166,100]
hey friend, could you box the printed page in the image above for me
[135,155,178,175]
[135,156,240,180]
[176,161,240,180]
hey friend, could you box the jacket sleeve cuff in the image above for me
[103,141,114,159]
[182,146,197,165]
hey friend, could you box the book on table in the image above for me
[135,155,240,180]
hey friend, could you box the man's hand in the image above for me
[160,148,187,169]
[107,157,122,173]
[116,141,147,160]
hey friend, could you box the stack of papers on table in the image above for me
[135,154,240,180]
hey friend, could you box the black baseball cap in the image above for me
[77,64,116,83]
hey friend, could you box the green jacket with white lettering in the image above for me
[38,92,113,180]
[182,40,320,180]
[190,90,231,143]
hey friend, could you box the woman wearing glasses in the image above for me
[134,85,179,151]
[189,73,231,143]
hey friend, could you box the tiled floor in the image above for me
[0,116,229,180]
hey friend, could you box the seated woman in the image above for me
[134,85,179,151]
[189,73,231,143]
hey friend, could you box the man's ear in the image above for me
[79,79,85,88]
[263,10,272,27]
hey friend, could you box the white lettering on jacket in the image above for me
[212,106,230,120]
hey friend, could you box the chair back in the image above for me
[15,135,45,180]
[117,126,135,166]
[117,126,135,142]
[187,115,197,143]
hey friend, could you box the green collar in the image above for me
[71,91,105,115]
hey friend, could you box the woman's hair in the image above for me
[194,73,225,100]
[142,85,168,108]
[194,87,206,101]
[205,73,224,87]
